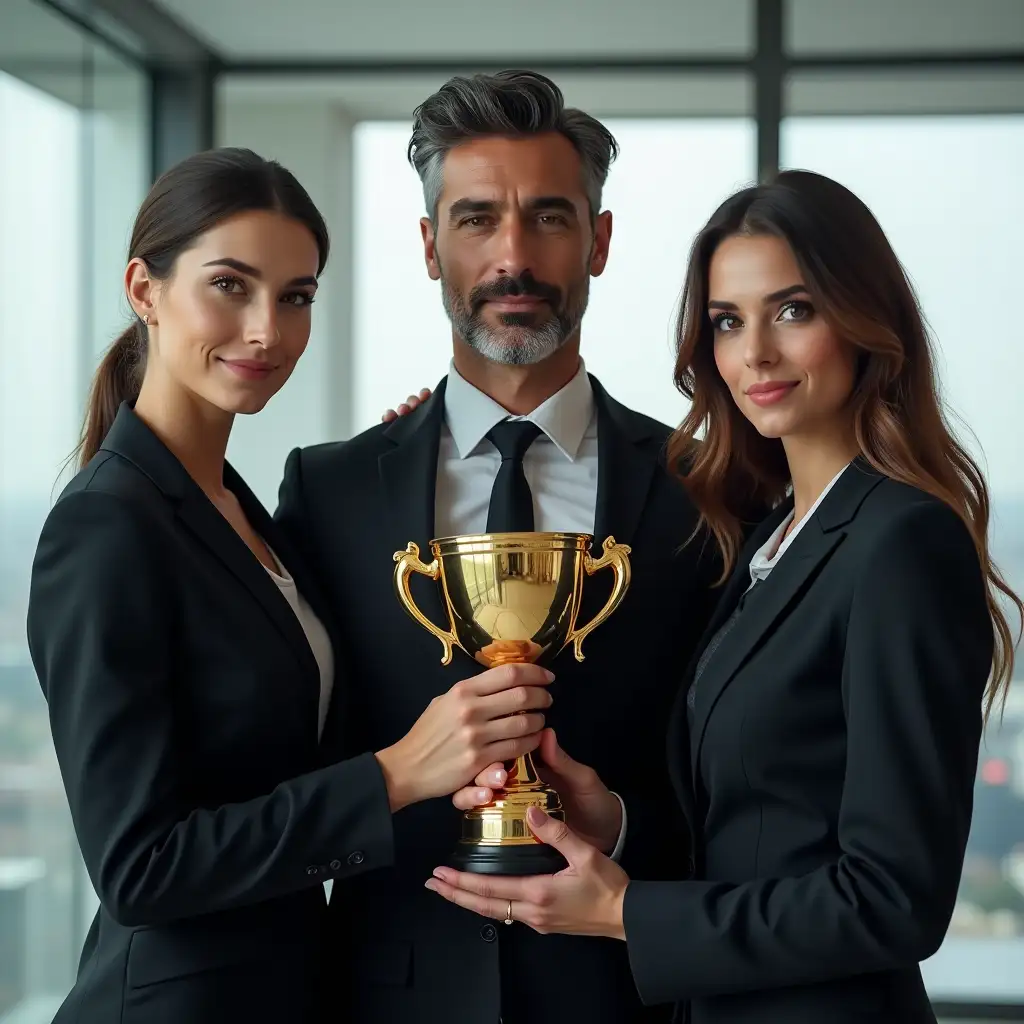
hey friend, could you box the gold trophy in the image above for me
[393,532,631,874]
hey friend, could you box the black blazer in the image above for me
[623,462,993,1024]
[274,375,723,1024]
[26,405,395,1024]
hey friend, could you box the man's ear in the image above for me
[589,210,612,278]
[421,217,441,281]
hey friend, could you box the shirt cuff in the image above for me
[609,791,627,862]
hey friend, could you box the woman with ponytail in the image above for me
[23,147,355,1024]
[18,141,504,1024]
[29,144,553,1024]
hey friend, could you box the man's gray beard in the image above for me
[441,279,588,367]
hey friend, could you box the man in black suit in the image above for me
[275,70,721,1024]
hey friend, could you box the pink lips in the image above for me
[745,380,799,406]
[220,359,277,381]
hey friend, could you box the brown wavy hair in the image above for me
[668,169,1021,717]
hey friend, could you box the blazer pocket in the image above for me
[126,925,274,989]
[351,940,413,987]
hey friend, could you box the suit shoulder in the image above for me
[609,399,674,446]
[856,475,974,558]
[55,451,169,518]
[290,421,392,476]
[863,475,960,521]
[38,456,173,565]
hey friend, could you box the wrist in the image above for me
[374,744,418,812]
[605,879,628,941]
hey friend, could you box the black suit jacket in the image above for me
[26,405,395,1024]
[275,375,722,1024]
[623,462,993,1024]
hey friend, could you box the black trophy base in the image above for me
[449,841,568,876]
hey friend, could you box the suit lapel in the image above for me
[664,510,781,805]
[689,460,885,777]
[378,378,449,629]
[175,469,322,688]
[225,465,324,685]
[590,376,660,550]
[692,501,792,657]
[100,404,321,689]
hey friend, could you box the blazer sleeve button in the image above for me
[329,859,342,871]
[347,850,365,866]
[305,865,319,877]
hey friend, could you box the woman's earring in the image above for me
[143,315,150,325]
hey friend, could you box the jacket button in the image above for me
[347,850,365,866]
[480,924,497,942]
[329,859,342,871]
[305,865,319,877]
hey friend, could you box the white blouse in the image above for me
[263,548,334,740]
[747,462,852,587]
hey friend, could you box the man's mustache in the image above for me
[469,273,562,314]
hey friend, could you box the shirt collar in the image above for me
[443,358,594,462]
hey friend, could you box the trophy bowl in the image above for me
[393,531,631,875]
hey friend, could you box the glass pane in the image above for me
[352,118,755,432]
[0,6,148,1019]
[783,114,1024,1006]
[0,69,83,1022]
[785,0,1024,55]
[88,40,149,357]
[0,0,88,108]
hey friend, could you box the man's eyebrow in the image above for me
[524,196,578,216]
[446,196,580,223]
[447,198,501,222]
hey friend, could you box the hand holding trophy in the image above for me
[393,530,631,875]
[373,662,554,812]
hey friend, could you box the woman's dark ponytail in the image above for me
[71,146,329,470]
[77,321,146,468]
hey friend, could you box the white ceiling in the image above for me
[154,0,1024,119]
[155,0,755,60]
[154,0,1024,62]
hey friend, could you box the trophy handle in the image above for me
[567,536,632,662]
[393,542,458,666]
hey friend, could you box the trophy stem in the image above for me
[503,750,546,791]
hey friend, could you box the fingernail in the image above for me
[493,770,506,785]
[477,789,491,802]
[424,880,438,891]
[432,867,450,881]
[543,670,555,682]
[527,806,547,826]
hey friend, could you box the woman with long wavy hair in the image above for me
[424,169,1022,1024]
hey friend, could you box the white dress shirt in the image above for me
[434,359,626,860]
[434,359,599,538]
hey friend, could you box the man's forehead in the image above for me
[439,134,586,203]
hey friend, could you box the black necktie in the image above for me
[485,420,542,533]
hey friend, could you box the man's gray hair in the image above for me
[407,69,619,223]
